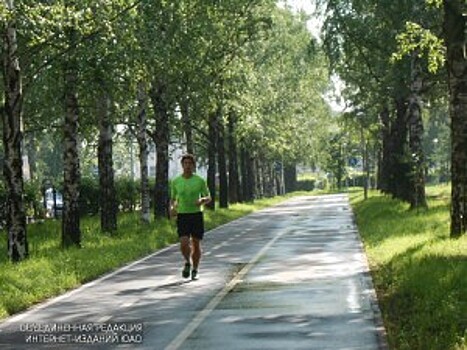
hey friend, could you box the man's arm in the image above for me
[196,196,211,206]
[169,180,178,217]
[196,178,211,206]
[169,199,178,218]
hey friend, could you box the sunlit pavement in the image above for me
[0,194,388,350]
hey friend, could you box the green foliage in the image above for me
[423,101,451,184]
[115,177,140,211]
[351,185,467,350]
[78,176,147,215]
[24,180,45,218]
[426,0,443,8]
[392,22,446,73]
[235,6,331,164]
[79,176,100,216]
[4,0,335,196]
[295,179,316,191]
[323,132,347,188]
[16,177,153,220]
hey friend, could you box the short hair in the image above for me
[181,154,195,164]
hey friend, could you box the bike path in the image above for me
[0,194,388,350]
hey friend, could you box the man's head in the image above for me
[181,154,195,165]
[181,154,195,174]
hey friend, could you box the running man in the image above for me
[170,154,211,280]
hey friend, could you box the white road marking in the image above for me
[164,226,289,350]
[97,315,112,323]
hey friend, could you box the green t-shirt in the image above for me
[170,174,210,214]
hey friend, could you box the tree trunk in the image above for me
[372,146,378,190]
[240,147,249,202]
[276,161,285,195]
[269,163,274,198]
[257,158,264,197]
[444,0,467,236]
[2,0,28,261]
[180,96,194,154]
[378,107,390,192]
[25,133,37,180]
[249,152,256,201]
[360,127,369,200]
[98,92,117,232]
[62,28,81,248]
[257,158,266,198]
[406,54,427,209]
[389,97,412,202]
[336,143,344,189]
[284,163,296,193]
[136,81,150,224]
[206,111,217,210]
[365,143,371,198]
[264,161,275,198]
[25,134,40,217]
[240,147,255,202]
[150,81,170,219]
[227,111,240,204]
[217,114,228,208]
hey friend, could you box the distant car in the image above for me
[44,188,63,217]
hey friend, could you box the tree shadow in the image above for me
[373,243,466,350]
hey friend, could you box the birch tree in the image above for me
[392,0,466,235]
[1,0,28,261]
[61,15,81,247]
[444,0,467,236]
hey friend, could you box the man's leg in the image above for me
[191,238,202,271]
[180,236,191,262]
[180,236,191,278]
[191,213,204,280]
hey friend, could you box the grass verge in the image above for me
[0,191,309,321]
[349,185,466,350]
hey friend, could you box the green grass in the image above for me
[350,185,467,350]
[0,191,310,321]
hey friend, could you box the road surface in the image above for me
[0,194,387,350]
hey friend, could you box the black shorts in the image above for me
[177,212,205,240]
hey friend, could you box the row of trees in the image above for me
[317,0,466,237]
[1,1,332,261]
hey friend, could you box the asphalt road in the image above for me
[0,194,387,350]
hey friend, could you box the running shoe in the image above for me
[191,269,198,280]
[182,262,191,278]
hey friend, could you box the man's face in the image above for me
[182,158,195,173]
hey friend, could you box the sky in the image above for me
[278,0,322,40]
